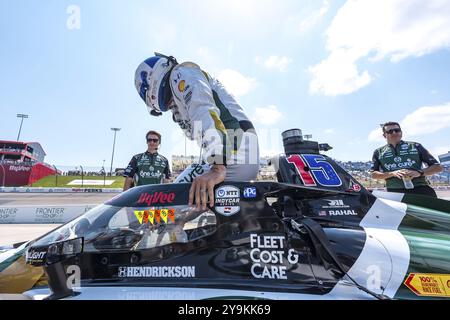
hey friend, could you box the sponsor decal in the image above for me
[71,188,104,193]
[178,80,186,92]
[184,90,193,105]
[139,169,162,179]
[134,208,175,225]
[160,208,169,223]
[25,249,46,263]
[404,273,450,297]
[317,209,358,217]
[243,187,257,199]
[249,234,300,280]
[328,209,358,216]
[137,191,176,206]
[321,199,350,209]
[384,159,417,171]
[174,164,209,183]
[0,207,18,222]
[394,157,402,163]
[214,185,240,216]
[168,209,175,222]
[287,154,342,187]
[401,144,409,150]
[348,179,362,192]
[318,210,327,217]
[151,79,158,96]
[118,266,196,278]
[8,165,31,172]
[35,207,65,222]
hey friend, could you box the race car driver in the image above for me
[134,53,259,210]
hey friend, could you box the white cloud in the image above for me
[217,69,257,97]
[309,49,371,95]
[309,0,450,96]
[368,102,450,141]
[283,0,330,36]
[324,128,335,134]
[298,0,330,33]
[251,105,283,125]
[368,127,384,142]
[255,55,293,72]
[401,103,450,136]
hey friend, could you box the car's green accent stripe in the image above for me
[0,248,27,273]
[401,194,450,214]
[394,230,450,300]
[394,202,450,299]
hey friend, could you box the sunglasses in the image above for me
[385,128,401,134]
[147,138,159,143]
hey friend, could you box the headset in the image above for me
[155,52,178,66]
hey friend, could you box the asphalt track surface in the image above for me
[0,190,449,247]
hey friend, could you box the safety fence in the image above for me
[0,187,122,193]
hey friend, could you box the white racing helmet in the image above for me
[134,53,178,115]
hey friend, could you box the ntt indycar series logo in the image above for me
[118,266,196,278]
[214,185,240,216]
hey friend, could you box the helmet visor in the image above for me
[158,70,173,112]
[138,71,150,102]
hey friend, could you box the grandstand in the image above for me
[439,151,450,165]
[0,140,57,186]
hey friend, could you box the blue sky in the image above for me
[1,0,450,170]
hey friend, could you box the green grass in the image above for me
[32,175,125,188]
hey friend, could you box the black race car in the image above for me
[3,129,450,300]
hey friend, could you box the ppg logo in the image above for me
[243,187,257,198]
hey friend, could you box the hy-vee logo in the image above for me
[137,192,176,206]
